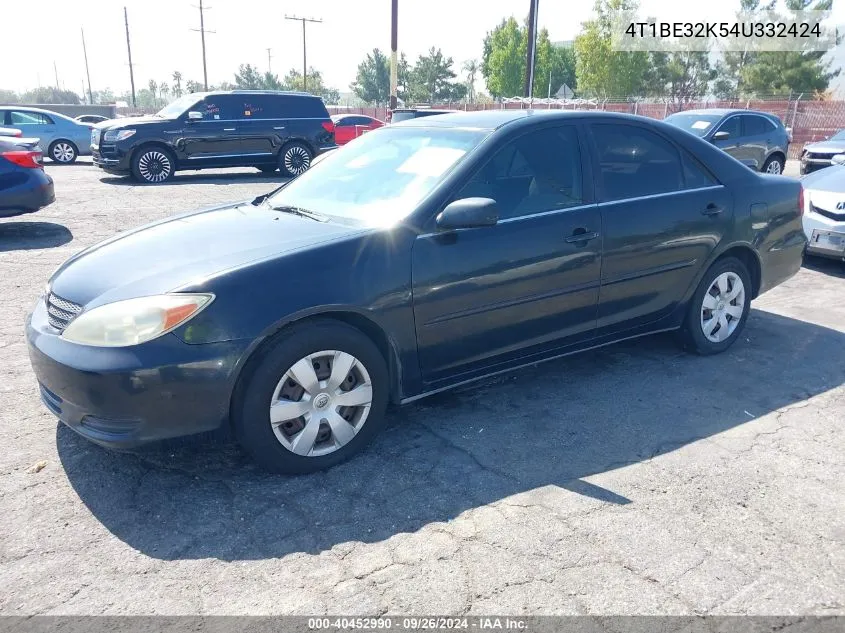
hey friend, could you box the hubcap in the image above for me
[269,350,373,457]
[138,151,171,182]
[766,160,782,174]
[700,272,745,343]
[284,146,311,175]
[52,142,75,162]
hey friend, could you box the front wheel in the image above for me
[279,142,313,177]
[49,140,78,164]
[131,147,175,183]
[680,257,752,355]
[762,155,785,175]
[234,320,389,474]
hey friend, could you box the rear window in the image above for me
[391,111,418,123]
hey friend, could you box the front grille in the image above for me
[806,152,836,160]
[46,292,83,332]
[810,202,845,222]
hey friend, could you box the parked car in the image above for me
[0,136,54,218]
[664,109,789,174]
[801,153,845,260]
[92,90,337,183]
[799,130,845,175]
[331,114,383,145]
[0,106,93,164]
[75,114,110,125]
[28,110,805,474]
[387,108,453,124]
[0,126,22,137]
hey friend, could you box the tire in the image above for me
[48,140,78,164]
[131,146,175,184]
[233,319,389,474]
[257,165,278,174]
[278,141,313,178]
[680,257,752,355]
[762,154,784,175]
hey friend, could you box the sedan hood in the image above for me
[50,202,364,307]
[803,164,845,195]
[101,115,166,130]
[803,141,845,154]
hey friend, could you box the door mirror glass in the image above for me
[713,130,730,141]
[187,111,203,121]
[436,197,499,229]
[832,154,845,166]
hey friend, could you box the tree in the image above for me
[19,87,80,104]
[463,59,480,103]
[91,88,115,104]
[397,53,412,102]
[185,80,203,94]
[234,64,264,89]
[482,17,525,97]
[534,30,577,98]
[351,48,391,105]
[281,67,340,104]
[147,80,158,107]
[409,47,467,103]
[574,0,650,98]
[647,51,715,104]
[159,81,169,104]
[172,71,183,98]
[262,72,283,90]
[0,89,19,104]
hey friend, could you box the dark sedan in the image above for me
[27,110,806,474]
[0,136,54,218]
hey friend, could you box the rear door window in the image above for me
[268,95,328,119]
[743,115,775,136]
[9,110,53,126]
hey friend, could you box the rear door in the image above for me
[589,122,733,335]
[412,124,602,385]
[6,110,55,147]
[740,114,776,170]
[180,95,245,165]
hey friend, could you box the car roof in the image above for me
[195,89,318,98]
[393,109,665,131]
[671,108,779,119]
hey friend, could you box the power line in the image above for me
[124,7,137,107]
[284,15,323,92]
[81,27,93,104]
[190,0,216,91]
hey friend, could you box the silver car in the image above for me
[800,130,845,175]
[0,106,93,164]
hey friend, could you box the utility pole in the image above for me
[54,61,60,90]
[190,0,214,90]
[285,15,322,92]
[390,0,398,110]
[524,0,539,100]
[81,27,93,105]
[124,7,136,107]
[267,48,273,74]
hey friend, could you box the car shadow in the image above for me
[803,254,845,278]
[99,171,290,187]
[57,309,845,561]
[0,221,73,252]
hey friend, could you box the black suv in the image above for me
[92,90,337,183]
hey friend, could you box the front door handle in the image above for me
[565,228,600,244]
[701,203,724,216]
[223,127,236,131]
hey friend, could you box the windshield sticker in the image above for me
[396,147,467,178]
[692,120,712,130]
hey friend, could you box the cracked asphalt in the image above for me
[0,160,843,615]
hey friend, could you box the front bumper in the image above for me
[803,210,845,261]
[26,298,252,448]
[92,145,131,173]
[801,157,833,175]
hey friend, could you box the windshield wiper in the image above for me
[268,204,328,222]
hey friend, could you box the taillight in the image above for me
[321,121,335,134]
[2,150,43,169]
[798,185,804,217]
[13,130,22,137]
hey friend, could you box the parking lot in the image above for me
[0,159,843,615]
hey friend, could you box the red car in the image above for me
[331,114,384,145]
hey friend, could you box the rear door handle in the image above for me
[702,203,724,216]
[565,229,600,243]
[223,127,236,131]
[273,126,286,130]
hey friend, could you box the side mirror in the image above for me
[187,111,203,121]
[713,130,730,141]
[436,197,499,230]
[832,154,845,166]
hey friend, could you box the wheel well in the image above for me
[228,312,402,430]
[767,151,786,165]
[49,139,78,152]
[279,138,315,158]
[716,246,761,298]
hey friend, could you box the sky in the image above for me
[1,0,843,100]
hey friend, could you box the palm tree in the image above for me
[463,59,479,104]
[159,81,169,104]
[172,71,183,98]
[148,79,158,107]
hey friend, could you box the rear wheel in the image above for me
[48,140,78,164]
[131,146,175,183]
[279,141,313,177]
[762,155,784,175]
[680,257,752,355]
[234,320,389,474]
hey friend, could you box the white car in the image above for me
[802,155,845,261]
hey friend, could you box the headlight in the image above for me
[103,129,136,142]
[62,294,214,347]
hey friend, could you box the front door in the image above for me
[6,110,56,147]
[712,115,750,167]
[412,124,602,386]
[589,122,734,335]
[180,95,245,165]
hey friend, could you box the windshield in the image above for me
[664,113,723,137]
[156,93,203,118]
[830,130,845,141]
[266,127,487,227]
